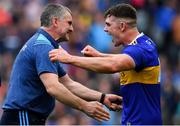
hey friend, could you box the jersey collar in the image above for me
[37,28,59,49]
[128,33,144,45]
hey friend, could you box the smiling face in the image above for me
[55,12,74,42]
[104,15,126,47]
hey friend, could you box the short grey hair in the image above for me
[40,3,71,27]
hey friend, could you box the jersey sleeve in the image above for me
[122,45,145,71]
[34,44,66,77]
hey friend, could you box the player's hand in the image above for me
[103,94,123,111]
[82,101,110,121]
[49,47,72,63]
[81,45,101,57]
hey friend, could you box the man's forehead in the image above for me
[63,13,72,20]
[105,15,117,23]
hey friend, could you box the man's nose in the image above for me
[104,27,108,32]
[69,25,74,32]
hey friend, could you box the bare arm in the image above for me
[59,74,102,101]
[98,53,117,57]
[69,54,135,73]
[40,73,110,121]
[49,47,135,73]
[59,74,123,110]
[40,73,87,111]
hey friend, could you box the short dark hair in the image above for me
[104,3,137,20]
[40,4,71,27]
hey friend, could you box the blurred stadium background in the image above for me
[0,0,180,125]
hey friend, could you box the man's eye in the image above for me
[106,23,110,26]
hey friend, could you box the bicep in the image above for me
[122,46,145,70]
[58,74,74,86]
[114,54,135,71]
[40,72,59,91]
[34,45,58,75]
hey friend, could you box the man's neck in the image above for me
[124,28,140,45]
[41,27,59,41]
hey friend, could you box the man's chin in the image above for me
[114,44,119,47]
[114,42,121,47]
[56,37,69,43]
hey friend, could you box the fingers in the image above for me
[81,50,85,55]
[107,94,123,105]
[58,45,62,48]
[104,94,123,111]
[94,102,110,120]
[96,105,110,119]
[81,45,90,53]
[86,102,110,121]
[115,95,123,101]
[81,45,93,57]
[49,52,58,62]
[49,49,59,55]
[93,112,109,122]
[82,45,92,51]
[49,56,58,62]
[81,49,90,56]
[49,48,64,62]
[109,103,122,111]
[96,102,103,107]
[49,49,58,58]
[109,94,123,101]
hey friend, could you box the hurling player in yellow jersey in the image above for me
[49,3,162,125]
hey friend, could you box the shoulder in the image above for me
[122,44,143,54]
[32,33,54,53]
[137,35,157,51]
[34,34,52,46]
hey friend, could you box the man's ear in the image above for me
[52,17,59,27]
[119,22,126,32]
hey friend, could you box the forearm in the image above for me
[64,80,102,101]
[47,82,87,111]
[69,56,118,73]
[99,52,117,57]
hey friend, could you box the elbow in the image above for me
[46,87,54,96]
[110,65,120,73]
[46,84,57,97]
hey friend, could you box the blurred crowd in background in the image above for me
[0,0,180,125]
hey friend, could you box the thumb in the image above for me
[104,97,112,106]
[81,49,90,56]
[81,50,85,55]
[81,47,89,52]
[59,45,62,48]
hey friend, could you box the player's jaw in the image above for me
[110,33,121,47]
[57,29,72,42]
[65,30,72,41]
[112,38,119,47]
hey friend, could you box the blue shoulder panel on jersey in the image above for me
[34,34,51,46]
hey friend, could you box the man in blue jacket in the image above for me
[0,4,122,125]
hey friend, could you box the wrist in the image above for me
[67,55,74,64]
[100,93,106,104]
[78,100,87,112]
[98,52,103,57]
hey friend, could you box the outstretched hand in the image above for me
[81,45,101,57]
[82,101,110,122]
[103,94,123,111]
[49,47,72,63]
